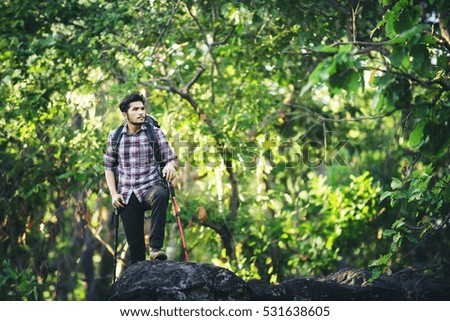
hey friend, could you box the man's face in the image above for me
[123,101,146,125]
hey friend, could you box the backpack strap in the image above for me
[144,115,163,165]
[111,124,124,186]
[144,115,167,187]
[111,124,125,155]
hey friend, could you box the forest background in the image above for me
[0,0,449,300]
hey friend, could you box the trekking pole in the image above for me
[112,207,120,283]
[168,182,189,262]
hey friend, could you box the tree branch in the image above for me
[281,40,392,56]
[211,25,237,46]
[201,219,235,260]
[386,69,450,91]
[225,158,239,220]
[183,65,206,92]
[139,80,172,92]
[285,102,396,123]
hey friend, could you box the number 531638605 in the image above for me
[262,306,330,317]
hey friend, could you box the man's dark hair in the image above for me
[119,93,145,113]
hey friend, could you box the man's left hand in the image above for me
[162,161,177,182]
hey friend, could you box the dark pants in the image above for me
[120,185,169,264]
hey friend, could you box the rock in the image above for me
[375,269,450,300]
[107,260,252,300]
[106,262,450,301]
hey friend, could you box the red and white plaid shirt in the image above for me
[104,123,177,204]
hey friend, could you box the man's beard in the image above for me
[129,120,145,126]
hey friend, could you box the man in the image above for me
[104,93,177,264]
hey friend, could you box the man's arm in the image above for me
[105,169,125,208]
[104,131,126,208]
[105,169,118,196]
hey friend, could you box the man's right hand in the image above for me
[112,194,125,208]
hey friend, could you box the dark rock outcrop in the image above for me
[107,261,450,301]
[107,260,252,300]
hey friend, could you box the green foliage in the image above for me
[206,171,382,282]
[373,164,450,278]
[0,260,39,300]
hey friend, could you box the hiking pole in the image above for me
[112,207,120,283]
[168,182,189,261]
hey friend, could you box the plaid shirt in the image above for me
[104,123,177,204]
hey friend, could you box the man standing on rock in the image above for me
[104,93,178,264]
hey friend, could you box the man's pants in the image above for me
[120,185,169,264]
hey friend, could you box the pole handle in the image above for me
[168,181,175,198]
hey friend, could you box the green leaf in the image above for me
[390,46,405,68]
[384,10,398,39]
[388,24,429,45]
[405,235,419,244]
[300,57,335,96]
[425,163,434,175]
[314,45,339,53]
[380,191,393,201]
[409,121,425,147]
[329,68,362,92]
[369,253,392,267]
[0,275,10,287]
[383,229,397,237]
[370,268,382,281]
[390,178,402,190]
[392,218,405,229]
[337,44,354,54]
[394,10,414,34]
[410,44,430,76]
[408,191,422,202]
[437,54,448,69]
